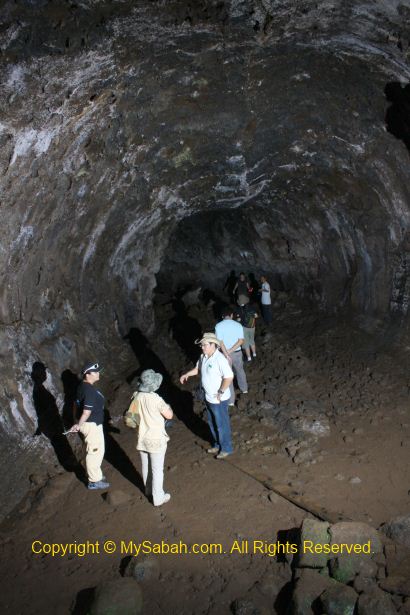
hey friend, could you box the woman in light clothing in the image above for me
[125,369,173,506]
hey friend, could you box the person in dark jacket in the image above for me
[70,361,109,490]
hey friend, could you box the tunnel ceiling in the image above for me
[1,0,410,439]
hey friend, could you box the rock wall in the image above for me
[0,0,410,488]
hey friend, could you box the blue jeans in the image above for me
[206,399,233,453]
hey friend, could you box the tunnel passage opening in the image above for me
[155,203,365,317]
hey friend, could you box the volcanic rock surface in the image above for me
[1,0,410,530]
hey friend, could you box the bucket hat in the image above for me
[136,369,163,393]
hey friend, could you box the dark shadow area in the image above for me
[104,429,145,491]
[223,269,237,300]
[207,290,230,321]
[124,328,210,442]
[102,406,144,491]
[168,298,202,363]
[274,580,293,615]
[120,555,132,576]
[71,587,95,615]
[385,81,410,153]
[274,527,300,614]
[61,369,81,429]
[201,287,229,321]
[31,361,85,481]
[247,271,259,302]
[276,527,300,565]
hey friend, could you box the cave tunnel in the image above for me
[2,1,410,613]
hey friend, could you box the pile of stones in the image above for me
[289,517,410,614]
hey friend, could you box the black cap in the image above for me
[81,362,101,376]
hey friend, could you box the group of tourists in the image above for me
[66,273,273,507]
[225,271,273,326]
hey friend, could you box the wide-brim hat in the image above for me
[195,332,221,347]
[136,369,163,393]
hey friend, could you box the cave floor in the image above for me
[1,301,410,614]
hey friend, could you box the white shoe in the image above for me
[247,357,252,362]
[154,493,171,506]
[207,447,219,454]
[216,451,232,459]
[242,390,248,394]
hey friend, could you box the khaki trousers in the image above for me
[79,422,105,483]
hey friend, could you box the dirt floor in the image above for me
[1,298,410,614]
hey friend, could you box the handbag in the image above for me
[194,384,206,402]
[124,394,140,428]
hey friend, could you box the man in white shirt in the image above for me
[180,333,234,458]
[215,307,248,405]
[260,275,272,324]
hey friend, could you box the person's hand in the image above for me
[71,424,80,433]
[180,374,188,384]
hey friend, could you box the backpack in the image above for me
[237,305,256,328]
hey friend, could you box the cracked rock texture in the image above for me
[1,0,410,514]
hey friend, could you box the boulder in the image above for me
[380,577,410,597]
[329,554,377,584]
[319,584,358,615]
[291,568,337,615]
[382,516,410,548]
[90,578,143,615]
[357,588,397,615]
[353,574,378,594]
[330,522,383,555]
[298,518,330,568]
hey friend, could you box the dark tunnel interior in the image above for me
[2,1,410,613]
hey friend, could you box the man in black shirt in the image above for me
[71,362,109,490]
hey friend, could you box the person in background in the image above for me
[125,369,173,506]
[180,333,234,459]
[70,362,110,490]
[233,272,250,302]
[260,274,272,325]
[235,295,258,361]
[215,306,248,404]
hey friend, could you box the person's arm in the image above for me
[215,376,233,402]
[180,366,199,384]
[218,341,231,361]
[226,337,244,353]
[71,408,91,432]
[160,404,173,420]
[215,357,234,401]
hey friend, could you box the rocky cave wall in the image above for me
[0,0,410,465]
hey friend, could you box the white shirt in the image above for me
[261,281,271,305]
[197,350,233,404]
